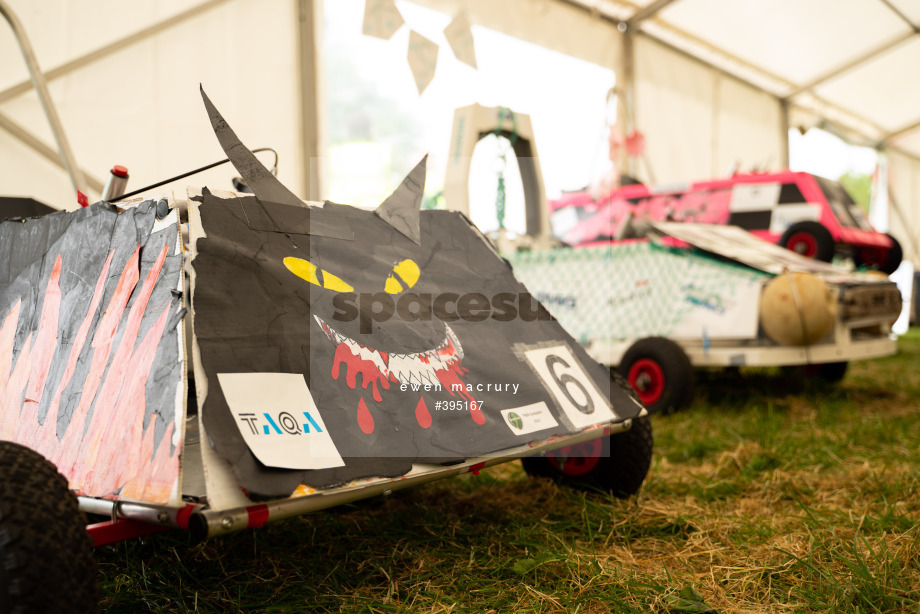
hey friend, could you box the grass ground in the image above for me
[95,329,920,613]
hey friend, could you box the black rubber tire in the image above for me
[854,233,903,275]
[782,361,849,387]
[0,442,98,614]
[813,361,849,383]
[617,337,695,415]
[521,416,653,498]
[885,234,905,275]
[779,221,835,262]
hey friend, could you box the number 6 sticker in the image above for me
[522,345,616,429]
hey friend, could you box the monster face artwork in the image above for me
[192,90,642,498]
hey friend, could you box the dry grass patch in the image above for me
[95,330,920,612]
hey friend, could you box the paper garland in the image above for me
[361,3,477,95]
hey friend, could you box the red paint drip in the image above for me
[331,342,390,403]
[468,462,486,476]
[438,337,457,358]
[357,397,375,434]
[415,397,432,429]
[435,362,485,425]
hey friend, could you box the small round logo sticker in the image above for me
[507,412,523,430]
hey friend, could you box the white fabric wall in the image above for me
[633,36,784,184]
[0,0,302,210]
[888,151,920,267]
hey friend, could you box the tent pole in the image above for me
[0,0,86,197]
[779,98,790,169]
[622,28,637,180]
[298,0,324,201]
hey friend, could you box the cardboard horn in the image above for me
[200,85,303,209]
[375,155,426,245]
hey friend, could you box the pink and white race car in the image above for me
[551,170,903,274]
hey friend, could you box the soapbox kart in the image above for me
[551,170,903,274]
[508,222,901,414]
[0,91,652,613]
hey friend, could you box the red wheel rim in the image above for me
[786,232,817,257]
[547,438,603,476]
[627,358,665,405]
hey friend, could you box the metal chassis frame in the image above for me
[587,317,897,370]
[81,418,633,544]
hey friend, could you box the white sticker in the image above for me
[522,345,616,429]
[500,402,559,436]
[768,203,821,234]
[730,182,781,212]
[217,373,344,470]
[550,207,580,237]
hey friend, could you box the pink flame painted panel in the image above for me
[0,202,184,504]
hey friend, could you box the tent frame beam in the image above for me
[785,31,916,97]
[0,111,103,193]
[627,0,682,27]
[885,117,920,142]
[0,0,234,106]
[553,0,621,27]
[877,0,920,33]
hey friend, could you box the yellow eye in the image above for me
[284,257,354,292]
[284,257,319,285]
[321,270,354,292]
[384,276,403,294]
[385,259,420,294]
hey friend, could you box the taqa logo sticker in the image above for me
[236,411,324,435]
[217,373,345,470]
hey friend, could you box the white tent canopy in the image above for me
[0,0,319,207]
[2,0,919,264]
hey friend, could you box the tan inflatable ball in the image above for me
[760,272,837,346]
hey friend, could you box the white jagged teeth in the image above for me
[313,316,462,387]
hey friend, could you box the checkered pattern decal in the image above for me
[727,182,819,234]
